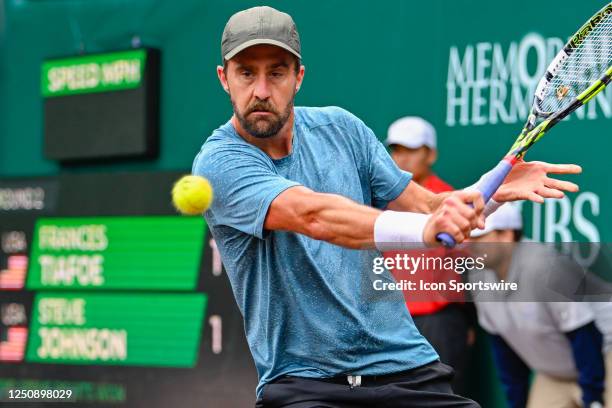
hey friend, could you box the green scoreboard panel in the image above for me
[0,172,257,407]
[27,293,206,367]
[28,217,204,291]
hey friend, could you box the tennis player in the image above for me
[192,6,582,407]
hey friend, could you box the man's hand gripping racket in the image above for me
[437,2,612,247]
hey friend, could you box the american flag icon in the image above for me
[0,255,28,290]
[0,326,28,362]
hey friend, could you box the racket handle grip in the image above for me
[478,159,514,203]
[436,232,458,248]
[436,160,514,248]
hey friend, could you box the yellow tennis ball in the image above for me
[171,175,214,215]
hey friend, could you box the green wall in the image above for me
[1,1,610,405]
[1,0,608,243]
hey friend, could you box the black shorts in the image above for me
[255,360,480,408]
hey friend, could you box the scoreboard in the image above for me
[0,172,257,407]
[42,49,160,162]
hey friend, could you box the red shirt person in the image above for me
[386,116,473,394]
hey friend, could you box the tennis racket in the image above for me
[437,2,612,247]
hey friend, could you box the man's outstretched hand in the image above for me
[493,160,582,203]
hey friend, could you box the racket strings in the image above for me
[539,13,612,113]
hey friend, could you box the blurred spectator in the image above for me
[469,204,605,408]
[387,116,449,190]
[386,116,474,394]
[592,302,612,407]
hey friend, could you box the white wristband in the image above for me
[374,211,430,251]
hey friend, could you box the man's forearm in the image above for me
[304,194,431,250]
[390,177,503,219]
[387,181,448,214]
[305,192,381,248]
[266,185,482,249]
[265,186,382,249]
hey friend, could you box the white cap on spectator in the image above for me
[471,203,523,238]
[386,117,437,149]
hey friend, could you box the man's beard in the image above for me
[232,95,293,139]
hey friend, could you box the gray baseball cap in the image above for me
[221,6,301,61]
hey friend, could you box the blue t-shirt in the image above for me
[192,106,438,397]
